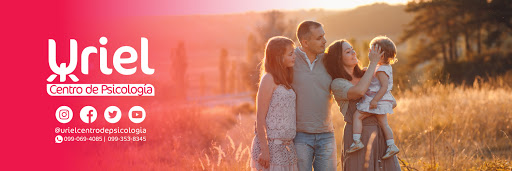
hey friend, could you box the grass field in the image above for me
[87,75,512,170]
[191,75,512,170]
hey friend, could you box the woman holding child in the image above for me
[325,37,402,171]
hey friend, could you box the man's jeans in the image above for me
[294,132,337,171]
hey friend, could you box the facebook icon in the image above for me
[80,106,97,123]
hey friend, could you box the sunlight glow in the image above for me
[126,0,412,16]
[296,0,410,10]
[215,0,412,14]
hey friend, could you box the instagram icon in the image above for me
[56,106,73,123]
[60,109,69,119]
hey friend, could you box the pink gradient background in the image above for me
[1,0,250,170]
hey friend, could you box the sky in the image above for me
[65,0,411,17]
[212,0,411,14]
[164,0,411,15]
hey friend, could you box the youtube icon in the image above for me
[132,111,143,118]
[128,106,146,123]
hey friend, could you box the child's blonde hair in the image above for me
[369,36,397,64]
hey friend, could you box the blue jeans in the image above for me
[294,132,337,171]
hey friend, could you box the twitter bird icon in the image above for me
[104,106,122,123]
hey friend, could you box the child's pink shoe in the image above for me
[382,144,399,159]
[347,140,364,153]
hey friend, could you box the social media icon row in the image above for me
[55,106,146,124]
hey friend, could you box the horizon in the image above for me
[66,0,410,17]
[181,0,410,15]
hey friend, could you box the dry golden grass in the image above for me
[193,75,512,170]
[388,80,512,170]
[84,75,512,170]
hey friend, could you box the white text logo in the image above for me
[47,37,154,82]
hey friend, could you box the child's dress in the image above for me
[356,64,396,115]
[250,85,298,171]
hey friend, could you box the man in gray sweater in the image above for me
[292,21,335,170]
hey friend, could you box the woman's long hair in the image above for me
[260,36,295,89]
[323,40,364,80]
